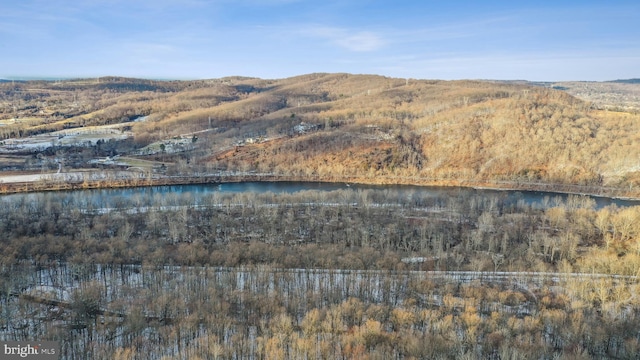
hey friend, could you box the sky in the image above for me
[1,0,639,81]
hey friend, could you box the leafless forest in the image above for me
[1,188,640,359]
[2,75,640,358]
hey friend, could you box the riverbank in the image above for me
[1,169,639,201]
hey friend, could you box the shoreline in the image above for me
[1,170,639,201]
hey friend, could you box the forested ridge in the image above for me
[1,74,640,195]
[2,74,640,359]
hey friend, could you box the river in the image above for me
[1,181,639,210]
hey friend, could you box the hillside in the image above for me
[4,75,640,359]
[1,73,640,195]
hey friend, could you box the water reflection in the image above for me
[1,181,639,210]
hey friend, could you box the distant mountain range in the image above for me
[611,78,640,84]
[1,76,639,83]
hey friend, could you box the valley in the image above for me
[2,74,640,359]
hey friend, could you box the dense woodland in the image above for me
[2,74,640,358]
[1,189,640,358]
[1,74,640,195]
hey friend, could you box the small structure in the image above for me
[294,122,320,134]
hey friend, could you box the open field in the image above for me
[549,80,640,112]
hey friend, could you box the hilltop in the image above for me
[1,73,640,196]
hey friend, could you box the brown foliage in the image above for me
[3,74,640,193]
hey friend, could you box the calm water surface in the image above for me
[2,182,639,209]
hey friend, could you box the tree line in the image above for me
[2,188,640,358]
[2,263,639,359]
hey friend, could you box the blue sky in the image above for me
[1,0,638,81]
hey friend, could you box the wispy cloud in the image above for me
[370,49,640,81]
[76,0,207,9]
[2,0,637,80]
[126,42,177,54]
[334,31,384,52]
[232,0,303,5]
[299,26,385,52]
[284,15,520,55]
